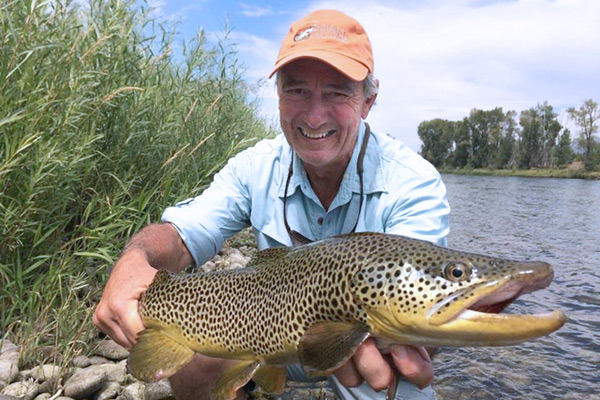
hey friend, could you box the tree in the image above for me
[551,129,575,167]
[418,119,453,167]
[568,99,599,171]
[498,110,519,168]
[451,118,471,168]
[519,102,561,168]
[467,108,505,168]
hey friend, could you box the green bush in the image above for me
[0,0,272,366]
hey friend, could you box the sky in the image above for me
[148,0,600,152]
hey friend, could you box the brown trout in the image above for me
[128,232,566,399]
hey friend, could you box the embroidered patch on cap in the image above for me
[294,24,347,42]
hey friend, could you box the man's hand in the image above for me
[92,250,156,349]
[334,339,433,391]
[93,223,193,350]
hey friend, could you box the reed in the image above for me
[0,0,273,368]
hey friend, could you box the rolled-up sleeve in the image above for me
[161,153,252,266]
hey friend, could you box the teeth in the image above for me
[299,127,334,139]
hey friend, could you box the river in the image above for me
[433,174,600,400]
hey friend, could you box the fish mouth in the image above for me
[428,266,566,346]
[297,126,336,140]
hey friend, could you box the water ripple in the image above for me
[435,175,600,400]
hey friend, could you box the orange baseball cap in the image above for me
[269,10,374,81]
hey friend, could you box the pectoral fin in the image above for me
[298,321,371,376]
[127,326,195,382]
[253,365,287,394]
[211,360,260,400]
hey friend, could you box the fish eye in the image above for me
[444,262,471,282]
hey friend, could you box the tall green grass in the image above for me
[1,0,273,368]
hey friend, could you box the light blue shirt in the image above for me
[162,121,450,267]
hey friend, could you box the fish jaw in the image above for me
[357,257,566,347]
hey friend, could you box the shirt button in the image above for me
[317,217,324,225]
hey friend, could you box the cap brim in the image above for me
[269,50,369,81]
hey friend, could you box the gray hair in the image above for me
[275,71,379,102]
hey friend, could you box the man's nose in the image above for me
[304,95,328,128]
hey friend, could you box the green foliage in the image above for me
[0,0,272,367]
[418,102,594,171]
[568,99,599,171]
[518,102,561,169]
[552,130,575,167]
[418,119,453,167]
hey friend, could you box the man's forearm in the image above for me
[123,223,194,272]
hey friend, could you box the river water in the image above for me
[433,174,600,400]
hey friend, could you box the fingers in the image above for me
[93,299,144,350]
[353,339,394,391]
[93,251,157,350]
[335,342,434,393]
[390,345,434,389]
[334,353,362,388]
[334,338,393,392]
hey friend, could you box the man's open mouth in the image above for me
[298,126,335,139]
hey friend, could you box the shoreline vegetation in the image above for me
[439,164,600,180]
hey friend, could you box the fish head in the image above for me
[350,235,566,347]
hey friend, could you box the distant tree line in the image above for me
[418,99,599,171]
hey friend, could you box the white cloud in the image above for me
[241,0,600,151]
[239,3,274,18]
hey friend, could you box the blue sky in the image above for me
[149,0,600,151]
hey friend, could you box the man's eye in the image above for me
[326,92,349,101]
[286,88,305,95]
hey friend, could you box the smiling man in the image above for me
[93,9,449,400]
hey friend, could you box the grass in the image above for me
[439,165,600,180]
[0,0,273,372]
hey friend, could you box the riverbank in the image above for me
[439,165,600,180]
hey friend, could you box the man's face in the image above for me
[278,59,376,171]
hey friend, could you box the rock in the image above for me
[88,356,110,365]
[63,361,128,399]
[21,364,62,384]
[63,366,106,399]
[0,341,20,387]
[116,382,145,400]
[92,341,129,361]
[96,381,121,400]
[34,396,73,400]
[107,361,127,384]
[145,380,172,400]
[70,356,91,369]
[0,394,21,400]
[1,380,40,400]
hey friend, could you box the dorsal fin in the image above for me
[247,247,292,267]
[151,269,174,285]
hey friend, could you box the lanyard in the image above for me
[283,123,371,246]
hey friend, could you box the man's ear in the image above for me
[361,78,379,119]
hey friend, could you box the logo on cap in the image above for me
[294,26,314,42]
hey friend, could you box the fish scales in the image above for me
[139,233,376,359]
[129,232,566,399]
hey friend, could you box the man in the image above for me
[93,9,449,400]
